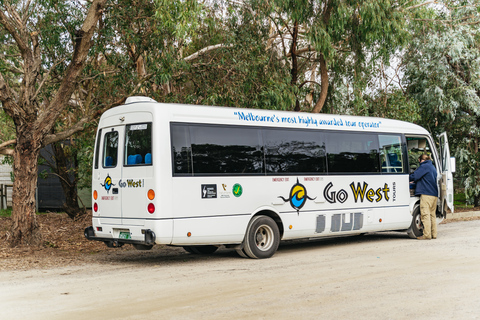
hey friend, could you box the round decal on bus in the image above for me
[101,174,115,193]
[232,183,243,197]
[279,178,316,213]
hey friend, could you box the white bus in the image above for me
[85,96,455,258]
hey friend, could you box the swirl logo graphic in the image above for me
[279,178,316,213]
[100,174,115,193]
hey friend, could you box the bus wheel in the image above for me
[235,248,248,258]
[183,245,218,254]
[133,244,153,251]
[407,205,423,239]
[243,215,280,259]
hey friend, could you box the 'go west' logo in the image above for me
[324,181,391,204]
[101,174,115,193]
[279,178,316,214]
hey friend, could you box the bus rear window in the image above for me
[103,130,119,168]
[124,123,152,166]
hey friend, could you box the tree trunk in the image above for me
[1,0,107,245]
[290,20,300,111]
[10,130,42,246]
[312,53,329,113]
[53,142,85,220]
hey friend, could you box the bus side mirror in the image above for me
[450,157,456,173]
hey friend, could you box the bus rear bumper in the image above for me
[84,226,156,247]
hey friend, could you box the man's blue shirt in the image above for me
[409,160,438,197]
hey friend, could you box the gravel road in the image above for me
[1,219,480,320]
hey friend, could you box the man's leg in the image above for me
[428,196,438,239]
[419,195,432,239]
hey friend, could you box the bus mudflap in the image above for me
[84,226,156,246]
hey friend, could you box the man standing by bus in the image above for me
[410,154,438,240]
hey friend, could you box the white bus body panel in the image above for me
[91,99,435,247]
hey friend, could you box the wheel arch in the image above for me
[409,197,420,215]
[252,209,284,239]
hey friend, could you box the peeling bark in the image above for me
[0,0,107,246]
[312,54,329,113]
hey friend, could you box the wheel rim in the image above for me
[254,224,274,251]
[414,213,423,231]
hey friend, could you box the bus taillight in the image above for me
[148,203,155,214]
[93,190,98,200]
[147,189,155,200]
[94,202,98,212]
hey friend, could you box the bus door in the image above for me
[120,122,153,226]
[438,132,455,214]
[96,126,124,223]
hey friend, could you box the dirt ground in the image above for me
[0,211,170,271]
[1,209,480,271]
[1,212,480,320]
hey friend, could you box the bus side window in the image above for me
[124,123,152,166]
[94,129,102,169]
[264,129,326,174]
[407,137,436,173]
[189,125,263,175]
[171,124,192,175]
[326,132,380,173]
[103,130,119,168]
[379,135,404,173]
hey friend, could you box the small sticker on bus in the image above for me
[130,124,148,130]
[201,184,217,199]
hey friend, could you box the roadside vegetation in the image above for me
[1,1,480,246]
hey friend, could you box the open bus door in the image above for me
[438,132,455,216]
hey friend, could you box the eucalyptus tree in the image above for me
[155,0,295,110]
[0,0,107,245]
[402,2,480,205]
[248,0,410,113]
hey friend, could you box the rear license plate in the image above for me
[119,231,131,240]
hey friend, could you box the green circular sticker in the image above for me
[232,183,243,197]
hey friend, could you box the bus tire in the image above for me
[407,204,423,239]
[243,215,280,259]
[235,248,249,258]
[132,244,153,250]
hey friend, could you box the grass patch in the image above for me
[454,193,473,210]
[0,208,12,217]
[0,209,47,217]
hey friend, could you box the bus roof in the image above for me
[101,97,429,136]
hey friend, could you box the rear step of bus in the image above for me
[84,226,156,247]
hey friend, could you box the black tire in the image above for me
[132,244,153,251]
[243,215,280,259]
[183,245,218,255]
[235,248,249,258]
[407,204,423,239]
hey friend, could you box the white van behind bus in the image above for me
[85,96,455,258]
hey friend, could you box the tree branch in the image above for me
[43,117,89,146]
[0,139,16,150]
[36,0,107,135]
[183,44,234,62]
[405,1,438,10]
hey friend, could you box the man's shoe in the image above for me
[432,236,437,239]
[417,236,432,240]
